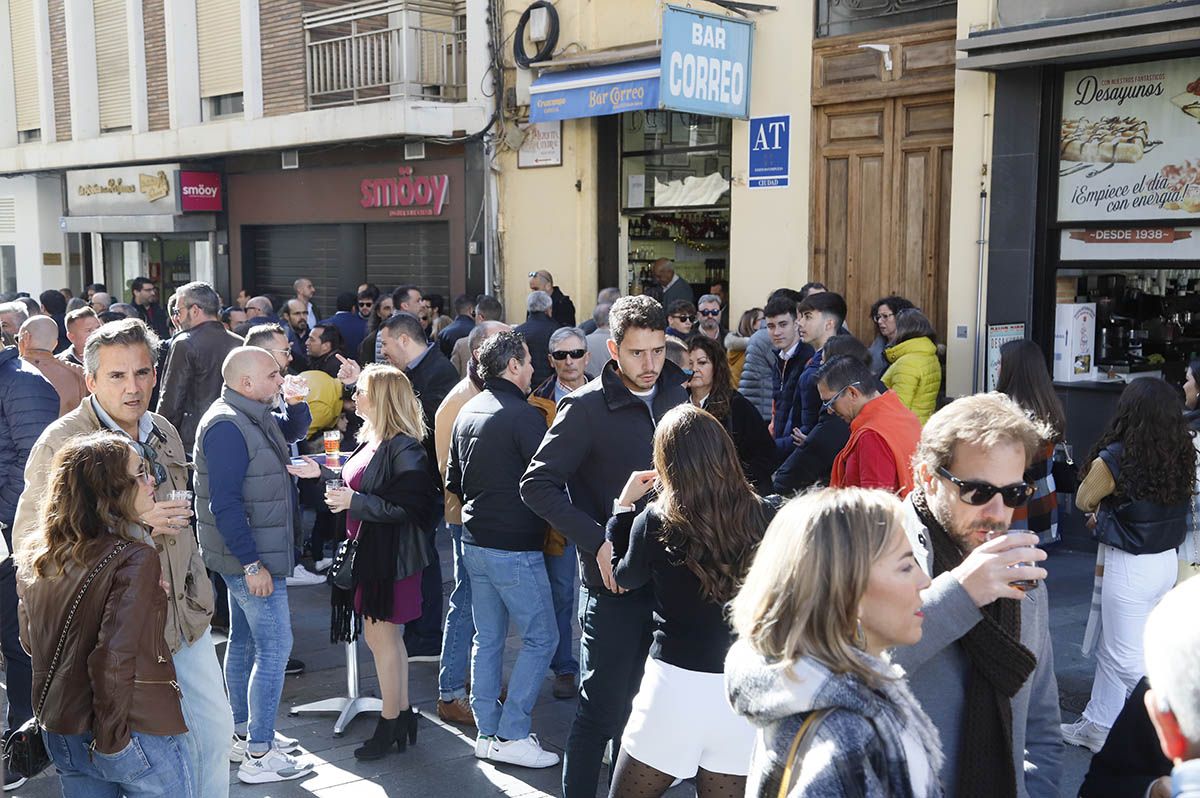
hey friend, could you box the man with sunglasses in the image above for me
[695,293,726,341]
[817,354,922,495]
[665,299,697,341]
[893,392,1061,798]
[316,291,367,357]
[11,318,235,798]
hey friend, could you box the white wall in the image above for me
[0,174,67,294]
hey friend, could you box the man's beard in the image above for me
[928,491,1007,554]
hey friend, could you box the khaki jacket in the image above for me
[435,377,481,525]
[23,349,88,418]
[12,398,214,653]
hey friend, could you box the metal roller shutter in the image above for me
[94,0,131,130]
[364,222,450,299]
[247,225,340,315]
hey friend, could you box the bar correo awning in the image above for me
[529,59,661,123]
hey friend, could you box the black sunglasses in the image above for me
[550,349,587,361]
[133,440,168,487]
[937,466,1033,508]
[698,309,721,317]
[672,315,696,324]
[358,301,373,308]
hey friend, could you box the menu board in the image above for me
[1057,56,1200,222]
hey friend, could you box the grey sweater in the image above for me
[894,498,1064,798]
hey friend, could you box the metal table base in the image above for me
[288,638,381,736]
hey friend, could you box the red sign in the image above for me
[179,171,223,212]
[1068,228,1193,244]
[359,166,450,217]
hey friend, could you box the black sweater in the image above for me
[607,503,774,673]
[708,390,777,495]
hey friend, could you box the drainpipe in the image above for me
[972,188,988,392]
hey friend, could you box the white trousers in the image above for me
[1082,545,1177,728]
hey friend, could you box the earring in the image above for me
[853,619,867,650]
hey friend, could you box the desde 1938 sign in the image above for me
[1057,55,1200,222]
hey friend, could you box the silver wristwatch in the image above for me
[243,561,262,576]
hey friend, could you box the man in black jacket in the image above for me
[530,270,576,328]
[521,295,688,797]
[445,331,560,768]
[514,291,560,388]
[378,311,458,659]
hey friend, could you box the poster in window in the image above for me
[1057,55,1200,222]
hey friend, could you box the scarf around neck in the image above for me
[910,488,1037,798]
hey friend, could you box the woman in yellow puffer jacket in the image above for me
[882,308,942,423]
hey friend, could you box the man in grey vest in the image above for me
[194,347,314,785]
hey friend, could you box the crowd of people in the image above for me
[0,272,1198,798]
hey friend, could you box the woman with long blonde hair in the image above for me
[607,404,776,797]
[725,488,943,797]
[292,364,438,761]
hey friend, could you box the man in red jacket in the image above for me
[817,354,923,495]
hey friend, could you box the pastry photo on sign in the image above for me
[1060,116,1158,164]
[1170,77,1200,121]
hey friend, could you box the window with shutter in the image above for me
[9,0,40,132]
[197,0,242,99]
[93,0,131,131]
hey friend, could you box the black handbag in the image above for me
[328,537,358,592]
[3,542,129,778]
[394,519,434,582]
[1051,444,1079,494]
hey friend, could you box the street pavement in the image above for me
[7,524,1106,797]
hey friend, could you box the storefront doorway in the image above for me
[101,234,213,304]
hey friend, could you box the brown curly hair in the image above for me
[19,431,143,580]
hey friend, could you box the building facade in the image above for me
[0,0,494,311]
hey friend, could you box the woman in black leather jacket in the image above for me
[293,364,438,761]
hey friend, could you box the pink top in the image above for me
[343,442,379,540]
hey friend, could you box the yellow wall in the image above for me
[943,0,997,395]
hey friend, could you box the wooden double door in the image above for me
[810,24,956,345]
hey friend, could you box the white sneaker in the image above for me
[314,557,333,572]
[286,564,326,586]
[487,734,560,768]
[1061,717,1109,753]
[474,734,495,759]
[237,747,313,783]
[229,731,302,762]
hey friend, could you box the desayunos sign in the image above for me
[359,166,450,217]
[660,5,753,119]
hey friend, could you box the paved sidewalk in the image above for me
[8,535,1104,797]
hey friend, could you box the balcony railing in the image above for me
[304,0,467,109]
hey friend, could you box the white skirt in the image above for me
[621,656,756,778]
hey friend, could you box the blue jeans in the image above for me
[223,574,293,754]
[173,629,234,798]
[563,586,654,798]
[545,541,580,677]
[438,524,474,701]
[462,545,558,740]
[46,730,193,798]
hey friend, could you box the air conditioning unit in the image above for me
[281,150,299,170]
[405,140,427,161]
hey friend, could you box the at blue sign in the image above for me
[748,115,790,189]
[660,5,753,119]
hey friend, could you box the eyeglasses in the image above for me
[550,349,587,361]
[937,466,1034,508]
[133,464,155,485]
[698,309,721,317]
[873,312,895,323]
[820,381,860,415]
[267,348,293,360]
[671,315,696,324]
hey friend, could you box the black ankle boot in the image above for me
[354,715,400,760]
[394,707,419,751]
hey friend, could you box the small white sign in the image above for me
[627,175,646,209]
[517,121,563,168]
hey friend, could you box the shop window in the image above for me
[17,129,41,143]
[202,93,245,121]
[621,111,731,211]
[815,0,956,38]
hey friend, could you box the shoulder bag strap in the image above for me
[33,541,131,722]
[777,709,829,798]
